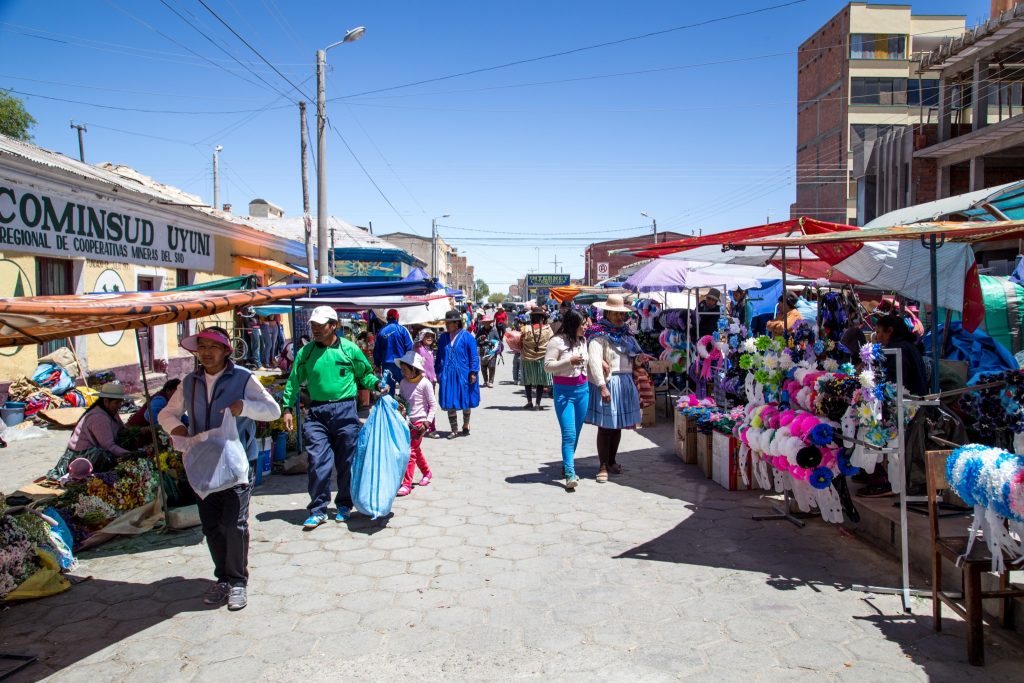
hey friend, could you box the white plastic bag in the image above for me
[182,408,250,500]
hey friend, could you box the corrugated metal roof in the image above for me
[864,180,1024,227]
[0,134,411,254]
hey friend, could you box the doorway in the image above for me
[137,276,156,371]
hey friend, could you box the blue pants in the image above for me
[303,399,361,516]
[553,382,589,478]
[247,328,263,367]
[260,323,272,367]
[382,362,402,394]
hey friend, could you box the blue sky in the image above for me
[0,0,987,288]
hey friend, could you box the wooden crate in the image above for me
[696,432,713,478]
[674,411,697,464]
[711,432,753,491]
[640,403,656,428]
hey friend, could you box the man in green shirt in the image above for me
[283,305,381,529]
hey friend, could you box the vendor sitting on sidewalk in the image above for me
[766,292,803,337]
[46,382,138,481]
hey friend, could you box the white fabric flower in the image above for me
[742,338,757,353]
[859,370,876,389]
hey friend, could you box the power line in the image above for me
[103,0,269,93]
[333,0,808,100]
[195,0,313,104]
[157,0,294,101]
[1,87,265,114]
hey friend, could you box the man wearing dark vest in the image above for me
[159,327,281,611]
[283,305,382,530]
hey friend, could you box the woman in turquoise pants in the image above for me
[544,309,590,490]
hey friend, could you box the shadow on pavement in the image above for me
[0,576,214,681]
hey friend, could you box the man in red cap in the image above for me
[373,308,413,393]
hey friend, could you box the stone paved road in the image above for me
[2,358,1023,681]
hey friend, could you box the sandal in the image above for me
[596,470,609,484]
[609,464,623,475]
[446,432,458,440]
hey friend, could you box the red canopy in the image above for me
[612,218,814,259]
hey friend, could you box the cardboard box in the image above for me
[696,432,713,478]
[640,403,656,428]
[674,411,697,464]
[711,432,753,491]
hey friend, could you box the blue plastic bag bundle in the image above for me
[351,394,411,519]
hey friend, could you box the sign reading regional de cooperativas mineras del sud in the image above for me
[0,175,215,271]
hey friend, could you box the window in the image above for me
[851,77,907,105]
[907,80,940,107]
[36,258,74,356]
[850,33,906,60]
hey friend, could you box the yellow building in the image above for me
[0,134,309,392]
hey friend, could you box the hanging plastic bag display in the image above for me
[181,409,250,500]
[351,394,410,519]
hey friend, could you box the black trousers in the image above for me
[197,464,254,587]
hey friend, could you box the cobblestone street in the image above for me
[2,360,1022,681]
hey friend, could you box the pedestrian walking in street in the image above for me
[521,307,553,410]
[544,308,589,490]
[494,305,508,339]
[396,351,436,497]
[476,315,501,388]
[374,308,413,394]
[435,309,480,439]
[159,326,281,611]
[414,328,440,438]
[586,295,643,483]
[281,306,382,530]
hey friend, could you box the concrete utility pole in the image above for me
[315,26,366,285]
[431,214,450,280]
[641,211,657,244]
[213,145,222,211]
[70,122,86,162]
[550,255,562,272]
[299,101,315,282]
[329,226,337,277]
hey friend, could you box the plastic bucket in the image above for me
[273,432,287,462]
[1,401,26,427]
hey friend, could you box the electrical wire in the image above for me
[335,0,809,100]
[157,0,294,101]
[194,0,313,104]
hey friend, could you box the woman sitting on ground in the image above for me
[46,382,140,481]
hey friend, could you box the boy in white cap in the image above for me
[396,350,436,497]
[281,305,382,529]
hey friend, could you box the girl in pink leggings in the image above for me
[396,351,437,496]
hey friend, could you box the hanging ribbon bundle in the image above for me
[947,444,1024,572]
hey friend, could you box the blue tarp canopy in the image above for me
[403,267,429,281]
[293,279,439,299]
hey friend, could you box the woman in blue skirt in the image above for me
[435,309,480,438]
[585,294,644,483]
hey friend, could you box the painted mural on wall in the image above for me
[334,260,403,279]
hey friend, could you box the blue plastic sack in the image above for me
[351,395,410,519]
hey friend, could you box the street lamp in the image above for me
[431,214,450,280]
[316,26,366,283]
[641,211,657,244]
[213,145,222,211]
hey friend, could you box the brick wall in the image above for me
[583,232,688,285]
[795,6,850,224]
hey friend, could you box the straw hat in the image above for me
[594,293,632,313]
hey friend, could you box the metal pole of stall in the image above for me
[923,234,944,393]
[781,247,789,342]
[134,328,166,520]
[290,297,304,456]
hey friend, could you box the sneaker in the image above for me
[203,581,229,605]
[565,475,580,491]
[335,507,352,523]
[397,485,412,497]
[227,586,247,611]
[419,473,432,487]
[445,431,458,440]
[303,514,328,529]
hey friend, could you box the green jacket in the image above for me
[282,337,380,407]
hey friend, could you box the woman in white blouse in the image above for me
[544,308,589,490]
[585,295,643,484]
